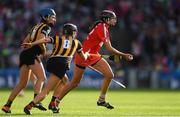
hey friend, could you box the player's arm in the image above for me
[21,36,52,48]
[21,26,53,48]
[32,34,52,45]
[23,34,30,43]
[104,39,133,61]
[76,41,89,60]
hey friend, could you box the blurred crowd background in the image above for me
[0,0,180,89]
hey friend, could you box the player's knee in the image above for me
[63,77,69,84]
[105,72,114,79]
[42,75,46,81]
[38,76,46,82]
[35,73,46,81]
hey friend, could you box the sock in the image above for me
[51,96,57,102]
[5,100,12,107]
[34,94,38,98]
[98,94,106,102]
[27,101,36,109]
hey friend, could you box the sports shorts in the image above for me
[74,53,102,69]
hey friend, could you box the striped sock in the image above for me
[34,94,37,98]
[51,96,57,102]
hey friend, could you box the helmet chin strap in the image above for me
[43,16,55,27]
[41,19,54,27]
[47,23,54,27]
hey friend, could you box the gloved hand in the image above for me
[108,55,122,63]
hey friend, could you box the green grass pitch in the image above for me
[0,89,180,117]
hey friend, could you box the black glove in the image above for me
[108,55,122,62]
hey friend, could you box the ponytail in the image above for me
[89,20,103,31]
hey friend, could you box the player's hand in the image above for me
[123,53,133,61]
[21,42,32,48]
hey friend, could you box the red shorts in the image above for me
[75,53,101,67]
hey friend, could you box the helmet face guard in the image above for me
[39,8,56,26]
[100,10,116,22]
[63,23,78,36]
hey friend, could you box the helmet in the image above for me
[39,8,56,20]
[63,23,78,36]
[100,10,116,21]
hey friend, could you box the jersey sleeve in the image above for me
[41,25,51,37]
[76,40,83,53]
[96,24,109,43]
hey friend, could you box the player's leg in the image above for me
[56,65,85,108]
[30,72,37,89]
[91,58,114,109]
[30,60,46,94]
[29,60,47,111]
[29,72,47,110]
[48,74,69,110]
[18,71,36,97]
[18,72,37,97]
[24,74,60,115]
[2,65,31,113]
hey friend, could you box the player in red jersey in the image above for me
[49,10,133,111]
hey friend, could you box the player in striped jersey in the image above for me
[54,10,133,111]
[1,8,56,113]
[23,23,89,115]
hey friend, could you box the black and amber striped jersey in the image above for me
[28,23,51,54]
[50,35,82,58]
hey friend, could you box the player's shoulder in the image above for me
[96,22,102,27]
[43,23,51,29]
[96,22,106,29]
[97,22,106,26]
[74,38,82,44]
[41,23,51,34]
[74,38,80,42]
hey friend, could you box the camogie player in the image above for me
[51,10,133,112]
[22,23,89,115]
[1,8,56,113]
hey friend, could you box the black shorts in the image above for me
[47,57,69,79]
[19,46,42,68]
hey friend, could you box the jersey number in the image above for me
[63,40,70,49]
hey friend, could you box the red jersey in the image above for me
[82,22,110,54]
[75,22,110,67]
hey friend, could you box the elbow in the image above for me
[106,48,113,53]
[105,45,113,52]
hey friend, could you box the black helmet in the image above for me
[63,23,78,36]
[39,8,56,21]
[100,10,116,21]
